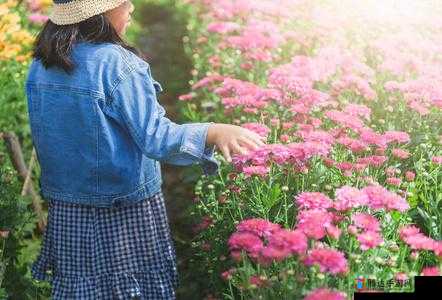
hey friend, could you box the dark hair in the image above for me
[32,15,146,75]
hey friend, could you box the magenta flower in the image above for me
[334,186,369,211]
[227,231,264,260]
[357,231,383,250]
[297,209,334,240]
[28,13,49,25]
[241,122,271,138]
[236,218,281,238]
[432,156,442,164]
[405,171,416,182]
[304,248,348,275]
[421,267,440,276]
[242,165,270,178]
[207,21,240,34]
[343,103,371,120]
[295,192,333,210]
[383,131,411,144]
[266,228,308,256]
[399,225,437,251]
[304,288,346,300]
[352,213,380,232]
[392,148,411,159]
[362,184,409,212]
[386,177,402,186]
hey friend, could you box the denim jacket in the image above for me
[25,41,219,208]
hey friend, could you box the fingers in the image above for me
[219,144,232,162]
[238,137,261,151]
[244,129,266,146]
[231,140,249,155]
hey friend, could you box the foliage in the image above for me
[181,0,442,299]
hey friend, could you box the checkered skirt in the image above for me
[31,190,179,299]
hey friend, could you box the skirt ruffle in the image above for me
[30,191,179,300]
[31,267,177,299]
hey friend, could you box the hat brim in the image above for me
[49,0,127,25]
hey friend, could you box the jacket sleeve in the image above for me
[109,63,219,176]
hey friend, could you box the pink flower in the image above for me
[359,129,388,148]
[357,231,383,250]
[236,218,281,238]
[280,134,290,143]
[227,232,263,261]
[241,122,271,138]
[325,109,365,130]
[259,229,308,265]
[386,177,402,186]
[242,165,270,178]
[28,13,49,25]
[334,186,369,211]
[392,148,410,159]
[304,248,349,275]
[325,225,342,240]
[249,275,269,287]
[178,92,195,101]
[362,184,409,212]
[395,272,409,283]
[421,267,440,276]
[383,131,411,144]
[405,171,415,181]
[193,216,214,232]
[191,75,224,90]
[295,192,333,210]
[207,21,240,34]
[347,225,358,236]
[432,156,442,164]
[399,225,436,251]
[304,288,346,300]
[343,103,371,120]
[399,225,421,239]
[297,209,334,240]
[352,213,380,232]
[221,268,236,281]
[356,155,388,167]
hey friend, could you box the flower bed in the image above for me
[180,0,442,299]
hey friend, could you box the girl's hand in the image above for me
[206,123,267,162]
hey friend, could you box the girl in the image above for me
[26,0,265,299]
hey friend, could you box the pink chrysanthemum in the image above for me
[352,213,380,232]
[334,186,369,211]
[392,148,411,159]
[399,225,436,251]
[266,229,308,256]
[297,209,335,240]
[383,131,411,144]
[227,232,263,260]
[241,122,271,138]
[386,177,402,186]
[236,218,281,238]
[304,248,348,275]
[405,171,416,182]
[304,288,346,300]
[295,192,333,210]
[421,266,440,276]
[242,165,270,178]
[363,185,409,212]
[357,231,383,250]
[432,156,442,164]
[258,229,308,265]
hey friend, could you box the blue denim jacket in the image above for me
[25,41,219,208]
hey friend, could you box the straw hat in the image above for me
[48,0,127,25]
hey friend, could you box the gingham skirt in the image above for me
[31,190,179,299]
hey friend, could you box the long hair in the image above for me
[32,15,145,75]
